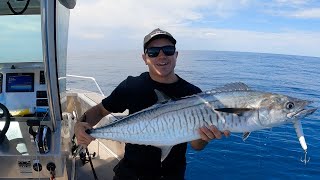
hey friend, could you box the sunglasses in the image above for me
[145,45,176,58]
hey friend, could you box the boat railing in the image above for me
[61,74,105,96]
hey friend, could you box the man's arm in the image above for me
[190,125,230,150]
[79,103,110,126]
[74,103,110,146]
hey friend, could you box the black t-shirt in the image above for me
[102,72,201,178]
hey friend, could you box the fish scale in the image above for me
[87,82,317,162]
[95,93,263,142]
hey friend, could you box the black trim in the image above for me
[36,99,48,106]
[0,73,2,93]
[36,91,47,98]
[7,0,31,15]
[39,71,46,84]
[0,103,11,144]
[54,0,63,118]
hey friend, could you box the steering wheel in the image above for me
[0,103,11,144]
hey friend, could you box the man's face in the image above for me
[142,38,178,82]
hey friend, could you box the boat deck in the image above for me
[64,91,125,180]
[73,150,118,180]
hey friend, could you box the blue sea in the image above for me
[67,50,320,180]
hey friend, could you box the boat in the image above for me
[0,0,123,179]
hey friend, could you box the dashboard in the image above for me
[0,62,48,117]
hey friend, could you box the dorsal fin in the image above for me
[154,89,171,103]
[206,82,250,94]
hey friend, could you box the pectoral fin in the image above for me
[215,108,253,116]
[158,146,173,162]
[242,132,251,141]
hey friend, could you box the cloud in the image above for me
[289,8,320,18]
[264,8,320,19]
[68,0,251,47]
[262,0,320,19]
[272,0,309,5]
[68,0,320,57]
[70,0,250,32]
[174,28,320,56]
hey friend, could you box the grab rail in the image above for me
[59,74,105,96]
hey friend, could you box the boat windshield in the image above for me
[0,15,42,63]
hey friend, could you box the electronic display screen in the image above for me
[0,73,2,93]
[6,73,34,92]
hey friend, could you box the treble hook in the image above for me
[300,150,310,165]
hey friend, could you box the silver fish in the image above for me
[87,82,317,161]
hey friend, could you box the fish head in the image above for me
[257,94,316,127]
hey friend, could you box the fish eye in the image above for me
[286,102,295,109]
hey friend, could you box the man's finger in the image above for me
[198,128,210,141]
[201,126,217,139]
[77,134,94,146]
[81,130,95,142]
[223,130,231,137]
[209,125,222,139]
[80,122,93,129]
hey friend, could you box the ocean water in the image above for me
[67,50,320,180]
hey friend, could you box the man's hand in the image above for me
[199,125,230,142]
[74,122,95,148]
[190,125,230,150]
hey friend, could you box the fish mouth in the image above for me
[288,100,317,118]
[286,100,317,118]
[293,108,317,118]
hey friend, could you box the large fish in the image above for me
[86,82,317,162]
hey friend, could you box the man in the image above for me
[74,28,230,180]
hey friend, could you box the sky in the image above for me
[68,0,320,57]
[0,15,42,63]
